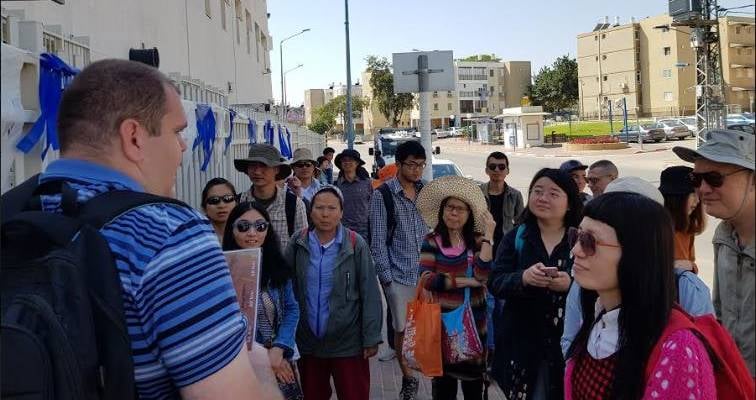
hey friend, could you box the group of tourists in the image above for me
[2,59,754,400]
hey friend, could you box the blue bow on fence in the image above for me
[248,119,257,144]
[285,127,293,158]
[278,124,292,159]
[16,53,79,159]
[223,109,236,155]
[265,120,274,145]
[193,104,216,171]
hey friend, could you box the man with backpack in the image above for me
[674,130,756,377]
[237,143,308,249]
[369,140,430,400]
[1,60,274,399]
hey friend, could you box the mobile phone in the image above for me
[541,267,559,278]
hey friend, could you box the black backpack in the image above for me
[369,183,396,246]
[1,175,187,400]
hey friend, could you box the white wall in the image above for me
[3,0,273,104]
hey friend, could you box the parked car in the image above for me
[657,119,692,140]
[679,117,697,132]
[727,124,755,135]
[614,123,666,143]
[433,128,450,139]
[726,113,755,125]
[432,158,465,178]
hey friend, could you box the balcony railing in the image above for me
[42,28,90,68]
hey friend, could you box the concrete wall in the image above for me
[3,0,273,104]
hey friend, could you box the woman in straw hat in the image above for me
[488,168,583,400]
[416,176,496,400]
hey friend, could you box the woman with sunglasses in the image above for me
[201,178,238,243]
[565,192,715,399]
[222,202,302,399]
[488,168,583,400]
[284,186,382,400]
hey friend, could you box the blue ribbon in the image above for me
[16,53,79,159]
[285,127,293,158]
[223,109,236,155]
[248,119,257,144]
[265,120,274,145]
[278,124,292,159]
[192,104,216,171]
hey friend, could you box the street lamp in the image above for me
[283,64,304,120]
[280,28,310,119]
[344,0,354,149]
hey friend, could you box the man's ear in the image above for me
[119,118,146,162]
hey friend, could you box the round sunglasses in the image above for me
[234,219,269,233]
[206,194,236,205]
[487,163,508,171]
[567,227,621,256]
[688,169,748,188]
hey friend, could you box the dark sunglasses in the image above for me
[568,227,621,257]
[688,169,748,188]
[487,164,508,171]
[234,219,269,233]
[293,162,314,169]
[206,194,236,205]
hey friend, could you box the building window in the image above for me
[448,103,452,111]
[664,92,673,102]
[602,54,607,60]
[735,26,741,34]
[662,69,672,78]
[603,75,608,81]
[489,69,494,77]
[205,0,212,17]
[635,30,639,39]
[447,91,453,97]
[595,35,598,41]
[595,56,598,61]
[433,91,438,98]
[663,47,671,56]
[434,103,439,111]
[661,27,670,33]
[636,71,641,82]
[746,48,753,56]
[602,33,606,39]
[220,0,227,30]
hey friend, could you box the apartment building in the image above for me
[303,83,364,133]
[578,14,754,118]
[304,88,333,125]
[2,0,274,105]
[409,59,532,128]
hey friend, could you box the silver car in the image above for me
[614,123,667,143]
[657,119,692,140]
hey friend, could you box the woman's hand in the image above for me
[522,263,553,287]
[363,345,379,359]
[547,271,571,293]
[481,211,496,239]
[268,347,295,384]
[455,277,483,288]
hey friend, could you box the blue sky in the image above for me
[268,0,750,106]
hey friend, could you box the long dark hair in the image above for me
[567,192,675,400]
[222,202,293,288]
[664,193,706,235]
[518,168,583,228]
[201,177,237,208]
[434,197,477,250]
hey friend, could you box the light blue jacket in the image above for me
[560,267,715,357]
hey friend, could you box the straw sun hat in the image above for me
[416,176,489,233]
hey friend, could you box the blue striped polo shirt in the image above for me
[39,159,246,399]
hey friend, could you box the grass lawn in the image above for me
[545,120,654,137]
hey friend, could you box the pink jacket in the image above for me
[564,329,716,399]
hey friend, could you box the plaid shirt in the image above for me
[369,178,429,286]
[240,186,308,250]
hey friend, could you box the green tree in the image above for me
[308,105,336,135]
[365,55,414,127]
[460,54,501,62]
[324,95,369,123]
[529,55,578,113]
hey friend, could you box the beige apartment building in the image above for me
[578,14,754,118]
[304,88,333,125]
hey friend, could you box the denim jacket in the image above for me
[255,280,300,359]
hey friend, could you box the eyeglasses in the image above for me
[444,203,469,214]
[530,188,564,201]
[567,227,621,257]
[293,162,313,169]
[487,163,508,171]
[688,169,748,188]
[401,161,426,170]
[234,219,269,233]
[206,194,236,205]
[587,175,611,185]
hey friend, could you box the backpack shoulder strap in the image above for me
[285,191,297,237]
[77,190,189,229]
[378,183,395,245]
[644,307,696,380]
[1,174,41,218]
[349,229,357,250]
[514,224,526,256]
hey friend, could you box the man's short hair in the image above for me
[323,147,336,155]
[396,140,426,163]
[57,59,178,152]
[589,160,618,177]
[486,151,510,167]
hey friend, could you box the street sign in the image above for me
[392,51,454,94]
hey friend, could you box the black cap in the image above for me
[659,166,694,195]
[559,159,588,173]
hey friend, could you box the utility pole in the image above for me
[344,0,354,149]
[279,29,310,120]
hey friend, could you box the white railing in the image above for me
[41,28,90,69]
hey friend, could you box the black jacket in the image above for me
[487,220,573,400]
